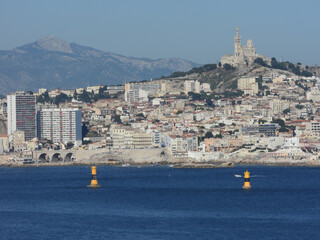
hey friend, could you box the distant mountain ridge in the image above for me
[0,36,199,94]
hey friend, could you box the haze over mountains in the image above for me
[0,36,199,95]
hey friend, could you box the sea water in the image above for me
[0,165,319,240]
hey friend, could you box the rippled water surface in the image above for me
[0,165,319,239]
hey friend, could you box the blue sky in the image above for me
[1,0,319,65]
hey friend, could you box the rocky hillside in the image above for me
[160,62,319,92]
[0,36,199,94]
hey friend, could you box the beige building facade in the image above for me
[237,77,258,94]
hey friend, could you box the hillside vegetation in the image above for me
[164,58,318,92]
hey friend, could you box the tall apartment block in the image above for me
[7,92,37,141]
[38,108,82,146]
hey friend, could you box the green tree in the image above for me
[54,93,72,105]
[206,97,214,107]
[214,133,223,138]
[204,131,214,139]
[254,58,268,67]
[256,76,265,90]
[66,142,74,149]
[176,110,183,115]
[82,123,89,137]
[283,108,290,114]
[279,127,289,132]
[272,118,285,128]
[188,92,203,100]
[37,91,52,103]
[258,119,267,124]
[113,114,122,124]
[93,87,110,101]
[301,70,312,77]
[200,91,207,100]
[223,64,234,71]
[271,57,287,70]
[78,90,91,102]
[271,57,278,68]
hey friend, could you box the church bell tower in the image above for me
[234,26,241,58]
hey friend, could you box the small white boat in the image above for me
[234,174,242,178]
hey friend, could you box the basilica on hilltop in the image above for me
[220,27,270,67]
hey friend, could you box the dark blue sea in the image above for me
[0,165,319,240]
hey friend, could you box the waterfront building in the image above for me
[38,108,82,146]
[110,127,134,149]
[132,132,153,149]
[164,133,198,157]
[0,139,3,154]
[0,134,9,153]
[7,92,37,141]
[110,126,153,149]
[266,137,308,158]
[146,128,161,147]
[12,130,26,151]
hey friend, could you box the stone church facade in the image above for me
[221,27,270,67]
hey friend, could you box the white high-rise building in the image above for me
[38,108,82,146]
[7,92,37,141]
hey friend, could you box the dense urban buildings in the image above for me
[124,82,166,102]
[0,27,320,165]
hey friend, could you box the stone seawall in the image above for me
[82,148,173,164]
[2,148,320,167]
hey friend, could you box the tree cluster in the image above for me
[168,64,218,78]
[254,57,313,77]
[38,86,114,105]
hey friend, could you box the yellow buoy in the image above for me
[87,166,102,188]
[242,170,251,190]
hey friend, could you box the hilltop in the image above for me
[158,59,319,93]
[0,36,199,95]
